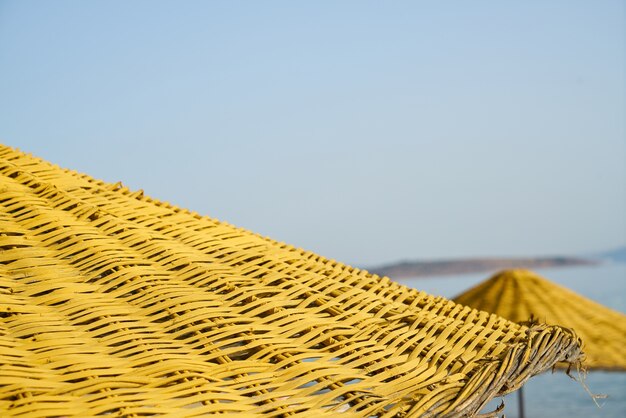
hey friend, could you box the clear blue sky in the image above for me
[1,1,624,266]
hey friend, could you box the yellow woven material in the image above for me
[0,145,582,417]
[453,269,626,371]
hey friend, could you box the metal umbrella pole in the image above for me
[518,386,525,418]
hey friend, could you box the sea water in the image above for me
[395,263,626,418]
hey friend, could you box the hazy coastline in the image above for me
[368,256,599,279]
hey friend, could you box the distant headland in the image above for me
[364,247,626,279]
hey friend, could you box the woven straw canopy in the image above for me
[453,269,626,371]
[0,145,582,417]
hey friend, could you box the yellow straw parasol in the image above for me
[453,269,626,416]
[0,145,582,417]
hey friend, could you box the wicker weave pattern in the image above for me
[453,269,626,371]
[0,145,582,417]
